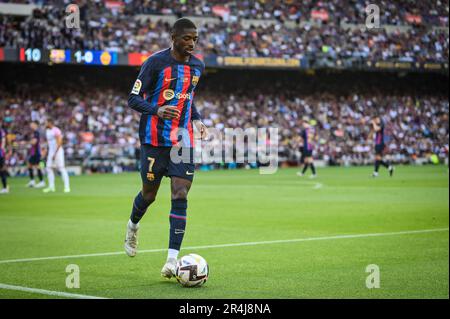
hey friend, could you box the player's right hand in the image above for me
[157,106,180,120]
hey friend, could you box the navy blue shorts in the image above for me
[140,145,195,185]
[303,149,313,158]
[28,154,41,165]
[375,144,385,155]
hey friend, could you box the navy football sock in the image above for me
[374,160,380,172]
[28,168,34,180]
[0,171,7,188]
[380,160,389,168]
[310,163,316,175]
[169,199,187,251]
[129,192,152,224]
[302,164,309,174]
[37,168,44,182]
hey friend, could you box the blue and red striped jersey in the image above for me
[0,128,6,157]
[301,127,316,151]
[29,130,41,156]
[375,121,385,146]
[128,48,204,147]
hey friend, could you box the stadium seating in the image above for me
[0,1,448,62]
[0,1,448,172]
[1,82,448,170]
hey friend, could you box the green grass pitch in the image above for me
[0,165,448,299]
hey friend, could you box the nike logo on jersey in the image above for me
[186,171,194,176]
[165,77,189,82]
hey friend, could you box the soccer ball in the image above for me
[175,253,209,287]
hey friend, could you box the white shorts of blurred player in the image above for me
[46,149,70,191]
[46,148,66,169]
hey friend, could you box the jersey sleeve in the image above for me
[191,101,201,121]
[128,58,159,115]
[190,61,205,121]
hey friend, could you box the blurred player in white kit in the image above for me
[42,119,70,193]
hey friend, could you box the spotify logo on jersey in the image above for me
[163,89,175,101]
[163,89,191,101]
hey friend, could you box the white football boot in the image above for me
[124,220,139,257]
[35,181,46,188]
[296,172,304,177]
[161,258,177,279]
[0,187,9,194]
[388,165,394,177]
[26,180,36,188]
[42,187,55,193]
[64,187,71,193]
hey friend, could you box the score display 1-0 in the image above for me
[18,48,117,66]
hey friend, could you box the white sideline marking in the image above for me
[0,228,447,265]
[0,283,108,299]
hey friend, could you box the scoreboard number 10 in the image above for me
[24,48,42,62]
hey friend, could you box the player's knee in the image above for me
[171,186,188,200]
[141,190,156,203]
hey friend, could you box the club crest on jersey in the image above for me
[131,79,142,95]
[163,89,175,100]
[192,76,199,86]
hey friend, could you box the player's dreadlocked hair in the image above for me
[171,18,197,35]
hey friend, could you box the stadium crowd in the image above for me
[0,1,448,171]
[1,0,448,27]
[1,85,448,169]
[125,0,449,27]
[0,1,448,62]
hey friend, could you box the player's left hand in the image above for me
[193,120,208,140]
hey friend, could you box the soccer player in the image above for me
[26,121,45,188]
[371,116,394,177]
[125,18,208,279]
[42,119,71,193]
[297,119,318,178]
[0,124,8,194]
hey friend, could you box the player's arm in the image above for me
[191,63,208,139]
[128,60,159,115]
[371,119,381,132]
[128,60,180,119]
[31,136,38,147]
[1,134,5,151]
[53,132,63,160]
[191,102,208,139]
[367,125,375,144]
[42,143,48,158]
